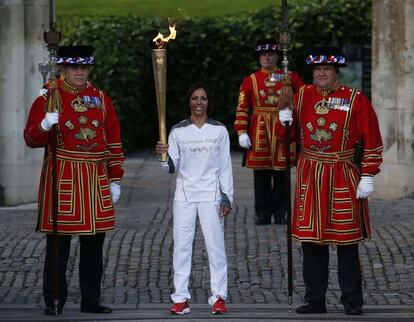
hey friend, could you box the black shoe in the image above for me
[344,305,362,315]
[81,304,112,314]
[296,302,327,314]
[254,210,271,225]
[44,305,62,315]
[254,217,271,226]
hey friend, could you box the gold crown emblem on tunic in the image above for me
[71,97,88,112]
[264,77,276,87]
[314,99,329,115]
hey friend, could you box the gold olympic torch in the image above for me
[152,24,176,161]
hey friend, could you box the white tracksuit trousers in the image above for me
[170,200,227,305]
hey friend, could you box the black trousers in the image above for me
[43,233,105,308]
[302,242,363,308]
[253,169,288,221]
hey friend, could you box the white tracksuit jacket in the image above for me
[164,118,233,207]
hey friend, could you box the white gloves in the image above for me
[279,108,293,126]
[238,133,251,149]
[40,112,59,131]
[110,182,121,203]
[160,161,170,172]
[356,176,374,199]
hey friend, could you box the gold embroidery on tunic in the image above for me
[64,120,75,130]
[78,116,88,124]
[310,129,332,143]
[265,95,279,105]
[76,143,98,151]
[62,81,84,95]
[75,128,97,141]
[237,91,245,105]
[329,122,338,131]
[343,129,349,141]
[306,122,313,131]
[310,145,332,152]
[92,120,99,127]
[317,117,326,127]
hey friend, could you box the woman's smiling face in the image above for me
[189,88,208,118]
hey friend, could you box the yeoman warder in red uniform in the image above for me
[234,38,303,225]
[279,46,383,316]
[24,45,124,315]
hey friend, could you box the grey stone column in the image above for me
[0,0,48,205]
[372,0,414,199]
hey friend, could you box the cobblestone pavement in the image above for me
[1,151,414,321]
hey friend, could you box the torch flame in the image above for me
[153,24,177,49]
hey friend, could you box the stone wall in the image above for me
[0,0,48,205]
[372,0,414,199]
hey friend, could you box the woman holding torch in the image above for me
[155,83,233,315]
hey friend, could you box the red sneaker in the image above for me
[212,297,227,314]
[170,300,190,315]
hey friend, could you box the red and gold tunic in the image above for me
[291,84,383,244]
[234,68,302,169]
[24,80,124,235]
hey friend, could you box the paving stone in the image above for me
[0,151,414,313]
